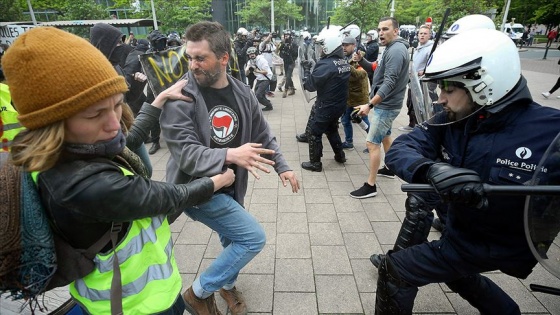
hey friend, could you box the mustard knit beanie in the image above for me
[1,27,128,130]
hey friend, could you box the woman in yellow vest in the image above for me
[3,27,235,315]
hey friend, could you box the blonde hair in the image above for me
[10,122,65,172]
[120,102,134,134]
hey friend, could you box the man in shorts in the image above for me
[350,17,410,198]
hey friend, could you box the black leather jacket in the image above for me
[38,155,214,250]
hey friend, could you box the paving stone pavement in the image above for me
[3,55,560,315]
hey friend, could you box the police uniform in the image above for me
[300,46,351,171]
[382,77,560,313]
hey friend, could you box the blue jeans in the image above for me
[184,193,266,298]
[132,145,152,178]
[366,107,401,145]
[341,107,370,143]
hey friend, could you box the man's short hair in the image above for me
[379,17,399,30]
[419,25,431,31]
[185,21,230,58]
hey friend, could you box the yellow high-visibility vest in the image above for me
[0,83,25,152]
[33,167,182,314]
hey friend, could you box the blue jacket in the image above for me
[303,47,351,122]
[386,78,560,278]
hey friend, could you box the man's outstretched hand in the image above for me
[226,143,276,179]
[279,171,300,193]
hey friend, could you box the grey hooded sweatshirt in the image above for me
[359,37,410,111]
[160,71,292,207]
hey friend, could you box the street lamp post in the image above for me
[271,0,275,33]
[390,0,395,18]
[26,0,38,25]
[150,0,158,30]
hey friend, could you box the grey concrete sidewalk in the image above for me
[3,58,560,315]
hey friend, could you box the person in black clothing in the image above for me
[143,30,169,155]
[234,28,251,84]
[278,30,299,98]
[123,39,150,116]
[365,30,379,83]
[298,27,351,172]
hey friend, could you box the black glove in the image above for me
[426,163,488,209]
[301,60,313,70]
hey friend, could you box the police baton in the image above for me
[401,183,560,195]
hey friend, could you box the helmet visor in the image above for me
[416,78,483,126]
[314,41,324,58]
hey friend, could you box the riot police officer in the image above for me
[298,27,351,172]
[278,30,299,98]
[374,29,560,315]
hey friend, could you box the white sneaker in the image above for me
[542,92,551,98]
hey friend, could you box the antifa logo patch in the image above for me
[209,105,239,145]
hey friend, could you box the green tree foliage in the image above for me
[331,0,385,32]
[111,0,212,34]
[505,0,559,29]
[61,0,107,37]
[331,0,499,33]
[236,0,303,32]
[0,0,24,22]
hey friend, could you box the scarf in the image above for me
[64,129,126,157]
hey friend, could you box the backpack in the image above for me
[0,152,123,313]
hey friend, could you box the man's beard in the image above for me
[192,64,222,87]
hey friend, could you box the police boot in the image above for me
[295,133,308,143]
[301,161,322,172]
[302,134,323,172]
[334,152,346,163]
[326,131,345,163]
[393,193,432,252]
[288,87,295,95]
[370,253,384,268]
[375,254,417,315]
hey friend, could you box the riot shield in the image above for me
[298,43,316,103]
[139,46,189,97]
[409,70,427,124]
[525,132,560,279]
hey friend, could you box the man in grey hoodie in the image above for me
[160,21,299,315]
[350,17,410,199]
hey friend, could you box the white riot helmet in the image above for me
[443,14,496,39]
[367,29,378,41]
[237,27,249,36]
[420,29,521,124]
[302,31,312,40]
[315,27,342,56]
[342,24,361,40]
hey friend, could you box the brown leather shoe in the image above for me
[282,89,287,98]
[182,286,222,315]
[287,88,295,95]
[219,287,248,315]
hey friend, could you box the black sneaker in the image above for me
[350,182,377,199]
[377,166,395,179]
[262,106,273,111]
